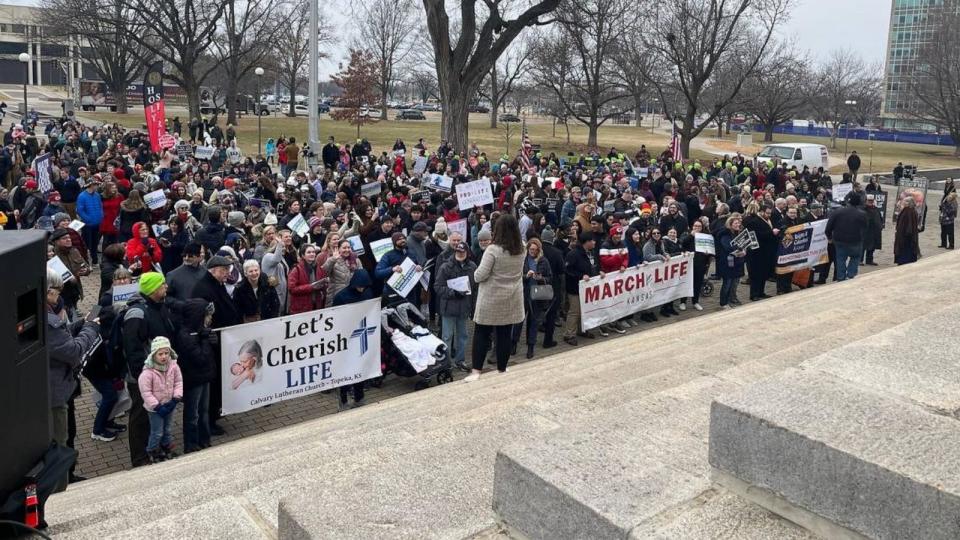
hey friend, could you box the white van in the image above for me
[756,143,829,171]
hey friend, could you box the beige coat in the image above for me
[473,245,525,326]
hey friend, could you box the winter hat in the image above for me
[24,179,38,190]
[139,272,166,297]
[391,232,405,244]
[49,228,70,242]
[53,212,71,226]
[227,211,245,228]
[609,224,624,238]
[263,212,278,226]
[477,229,492,242]
[174,199,190,212]
[47,191,61,203]
[145,336,177,372]
[433,217,448,236]
[308,216,323,230]
[541,226,556,244]
[206,255,233,269]
[412,221,429,233]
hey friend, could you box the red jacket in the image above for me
[599,239,629,272]
[287,260,327,314]
[125,222,163,272]
[99,193,125,235]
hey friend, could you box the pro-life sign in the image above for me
[219,299,382,415]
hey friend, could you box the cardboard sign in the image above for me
[68,219,85,231]
[175,142,193,160]
[111,282,140,305]
[833,182,853,203]
[47,257,74,283]
[159,133,176,150]
[144,189,167,210]
[455,178,494,210]
[413,155,429,175]
[694,233,715,255]
[194,146,215,160]
[386,257,423,298]
[347,235,365,255]
[286,214,309,237]
[428,174,453,192]
[446,218,467,241]
[361,181,382,198]
[370,237,394,262]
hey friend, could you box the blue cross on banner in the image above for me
[350,317,378,354]
[32,153,53,193]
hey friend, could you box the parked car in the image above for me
[469,104,490,114]
[359,107,382,119]
[396,109,426,120]
[499,113,521,123]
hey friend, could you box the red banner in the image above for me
[142,61,168,153]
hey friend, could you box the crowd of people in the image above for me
[0,109,944,479]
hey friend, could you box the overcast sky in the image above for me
[8,0,893,77]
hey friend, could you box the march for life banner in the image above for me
[579,253,694,331]
[775,219,828,274]
[219,298,382,415]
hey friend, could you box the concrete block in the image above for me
[709,369,960,540]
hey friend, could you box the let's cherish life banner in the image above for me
[219,299,382,415]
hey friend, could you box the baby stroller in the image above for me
[376,300,454,390]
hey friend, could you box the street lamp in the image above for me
[18,52,31,117]
[843,99,857,158]
[254,67,264,155]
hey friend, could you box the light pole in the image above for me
[843,99,857,157]
[868,133,875,174]
[18,52,31,118]
[255,67,264,155]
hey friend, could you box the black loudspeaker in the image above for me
[0,231,50,491]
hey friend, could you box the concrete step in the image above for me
[709,368,960,540]
[45,250,960,538]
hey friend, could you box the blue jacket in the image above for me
[76,190,104,226]
[333,270,374,306]
[374,248,407,281]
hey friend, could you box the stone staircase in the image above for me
[44,250,960,539]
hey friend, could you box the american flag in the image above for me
[669,123,683,163]
[32,153,53,193]
[520,121,537,175]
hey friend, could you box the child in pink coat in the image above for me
[138,336,183,462]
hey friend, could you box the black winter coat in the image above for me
[232,275,281,322]
[191,272,242,330]
[864,206,883,251]
[564,245,598,295]
[175,299,218,388]
[122,294,178,381]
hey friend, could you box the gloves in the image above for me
[154,400,178,417]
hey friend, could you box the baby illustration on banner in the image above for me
[231,340,263,390]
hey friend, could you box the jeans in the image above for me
[147,409,174,452]
[834,243,862,281]
[472,323,512,372]
[942,223,955,248]
[441,315,468,364]
[720,277,738,306]
[183,383,211,451]
[89,377,119,435]
[82,224,101,264]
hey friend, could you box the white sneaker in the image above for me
[693,303,703,311]
[464,372,481,383]
[720,305,732,310]
[678,302,687,311]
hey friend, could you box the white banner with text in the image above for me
[578,254,694,331]
[219,299,382,414]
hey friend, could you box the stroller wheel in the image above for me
[437,370,454,384]
[414,379,431,391]
[368,376,384,389]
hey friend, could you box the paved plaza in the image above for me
[71,203,951,478]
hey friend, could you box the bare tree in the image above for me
[807,49,868,149]
[642,0,792,156]
[740,44,810,141]
[273,0,332,116]
[849,74,883,127]
[479,41,530,128]
[611,34,653,127]
[907,9,960,155]
[122,0,229,119]
[212,0,284,125]
[356,0,414,119]
[531,0,634,148]
[38,0,142,113]
[423,0,559,152]
[408,69,439,103]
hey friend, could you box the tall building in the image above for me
[881,0,959,129]
[0,3,90,87]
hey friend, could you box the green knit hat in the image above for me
[139,272,165,296]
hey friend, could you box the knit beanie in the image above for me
[139,272,165,297]
[228,211,245,228]
[145,336,177,372]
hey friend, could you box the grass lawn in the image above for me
[81,110,960,175]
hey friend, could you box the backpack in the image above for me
[105,305,130,375]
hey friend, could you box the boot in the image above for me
[526,344,534,359]
[510,342,518,356]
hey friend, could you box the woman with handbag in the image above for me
[512,238,554,359]
[465,214,526,382]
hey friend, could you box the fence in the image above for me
[751,124,955,147]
